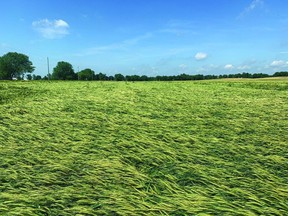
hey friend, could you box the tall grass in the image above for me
[0,80,287,215]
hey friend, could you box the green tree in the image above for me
[52,61,75,80]
[94,72,108,81]
[32,74,42,80]
[26,74,32,80]
[42,76,48,80]
[98,72,107,81]
[77,68,95,80]
[114,73,125,81]
[273,71,288,77]
[0,52,34,80]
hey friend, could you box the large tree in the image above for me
[77,68,95,80]
[0,52,34,80]
[52,61,76,80]
[93,72,108,81]
[114,73,125,81]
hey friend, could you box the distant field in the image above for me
[0,80,287,215]
[258,76,288,80]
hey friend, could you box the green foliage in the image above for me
[94,72,108,81]
[114,73,125,81]
[26,74,32,81]
[0,52,34,80]
[32,74,42,80]
[77,68,95,80]
[0,79,287,215]
[52,61,75,80]
[273,71,288,77]
[126,75,150,81]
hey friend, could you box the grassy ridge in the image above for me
[0,80,287,215]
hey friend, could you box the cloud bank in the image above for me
[270,60,288,67]
[32,19,69,39]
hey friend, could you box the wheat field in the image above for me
[0,79,287,215]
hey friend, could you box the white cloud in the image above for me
[195,52,208,60]
[239,0,264,18]
[178,64,189,73]
[224,64,234,70]
[76,33,153,56]
[270,60,288,67]
[237,65,251,70]
[179,64,187,69]
[196,67,207,73]
[32,19,69,39]
[195,64,222,74]
[246,0,264,12]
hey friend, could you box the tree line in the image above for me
[1,52,288,81]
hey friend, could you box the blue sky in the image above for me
[1,0,288,76]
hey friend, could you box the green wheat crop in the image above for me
[0,79,287,215]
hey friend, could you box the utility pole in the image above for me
[78,66,80,80]
[47,57,50,80]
